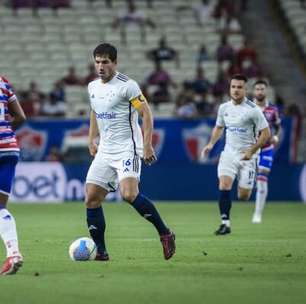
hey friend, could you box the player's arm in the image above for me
[242,126,271,160]
[88,110,99,157]
[201,125,224,158]
[7,99,26,130]
[131,94,156,165]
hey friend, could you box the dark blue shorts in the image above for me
[258,148,274,172]
[0,153,19,195]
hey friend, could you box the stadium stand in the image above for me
[0,0,255,118]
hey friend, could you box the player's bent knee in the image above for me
[85,195,102,208]
[121,191,138,204]
[238,192,251,201]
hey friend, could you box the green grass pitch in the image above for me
[0,202,305,304]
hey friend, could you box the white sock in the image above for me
[221,220,230,227]
[255,179,268,216]
[0,208,21,257]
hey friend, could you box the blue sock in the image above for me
[219,190,232,221]
[132,193,169,236]
[86,207,106,254]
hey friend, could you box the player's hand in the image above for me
[241,150,253,160]
[270,135,279,145]
[201,143,213,159]
[143,145,157,165]
[88,142,98,157]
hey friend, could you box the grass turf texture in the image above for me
[0,202,305,304]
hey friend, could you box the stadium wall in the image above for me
[11,162,306,203]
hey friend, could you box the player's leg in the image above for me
[120,177,170,235]
[118,155,175,260]
[252,149,273,223]
[215,175,234,235]
[0,155,23,275]
[237,158,256,201]
[215,152,237,235]
[85,183,109,260]
[85,157,116,260]
[120,177,175,260]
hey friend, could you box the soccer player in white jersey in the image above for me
[85,43,175,260]
[201,74,270,235]
[0,76,26,275]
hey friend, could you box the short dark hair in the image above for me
[254,79,268,87]
[230,74,248,84]
[93,43,117,62]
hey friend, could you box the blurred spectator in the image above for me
[213,0,243,34]
[213,0,237,20]
[192,0,214,26]
[196,44,210,66]
[212,69,228,98]
[189,67,211,95]
[62,67,82,86]
[237,39,257,66]
[216,34,235,62]
[300,0,306,9]
[147,36,180,68]
[218,12,241,34]
[50,80,65,103]
[175,82,199,119]
[19,82,44,117]
[45,146,63,162]
[11,0,70,15]
[40,94,66,117]
[241,59,263,79]
[83,64,98,85]
[227,58,242,77]
[194,93,215,117]
[146,62,176,107]
[112,0,156,44]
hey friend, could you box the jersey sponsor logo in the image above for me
[95,112,117,119]
[227,127,247,133]
[16,126,47,161]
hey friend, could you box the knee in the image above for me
[219,182,232,191]
[121,190,138,204]
[238,191,251,201]
[85,194,102,209]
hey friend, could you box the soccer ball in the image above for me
[69,237,97,261]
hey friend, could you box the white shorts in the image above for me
[217,151,256,189]
[86,151,141,192]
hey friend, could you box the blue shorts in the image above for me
[258,148,274,172]
[0,153,19,195]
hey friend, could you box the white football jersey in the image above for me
[88,72,144,156]
[216,98,268,154]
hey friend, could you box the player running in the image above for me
[201,74,270,235]
[252,80,281,223]
[0,76,26,275]
[85,43,175,260]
